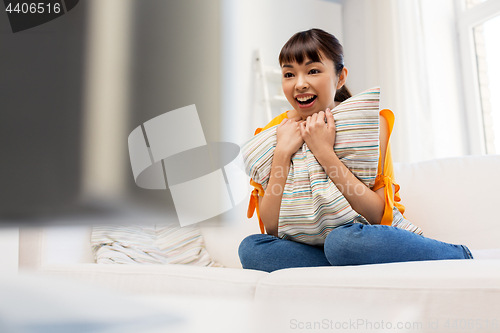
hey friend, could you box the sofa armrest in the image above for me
[19,226,94,269]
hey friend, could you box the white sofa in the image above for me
[19,155,500,332]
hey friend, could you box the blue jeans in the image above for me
[238,223,473,273]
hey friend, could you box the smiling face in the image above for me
[281,51,347,120]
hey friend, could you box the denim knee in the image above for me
[238,234,273,269]
[324,223,364,266]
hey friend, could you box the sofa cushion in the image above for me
[199,202,262,269]
[394,154,500,249]
[37,263,268,300]
[253,260,500,332]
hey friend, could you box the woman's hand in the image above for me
[276,116,304,157]
[300,109,336,156]
[259,116,303,236]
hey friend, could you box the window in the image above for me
[458,0,500,154]
[473,14,500,154]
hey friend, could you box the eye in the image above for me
[283,72,294,78]
[309,69,320,74]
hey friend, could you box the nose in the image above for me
[295,73,309,91]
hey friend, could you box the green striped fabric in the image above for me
[242,87,381,246]
[91,223,223,267]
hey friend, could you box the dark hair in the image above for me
[279,28,352,102]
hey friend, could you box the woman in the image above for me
[237,28,489,273]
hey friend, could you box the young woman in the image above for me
[238,28,499,273]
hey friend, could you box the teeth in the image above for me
[297,95,315,102]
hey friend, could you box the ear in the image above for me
[336,67,348,89]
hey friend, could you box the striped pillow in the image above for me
[242,87,381,246]
[91,223,222,267]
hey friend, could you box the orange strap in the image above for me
[373,174,400,225]
[373,109,406,224]
[247,180,266,234]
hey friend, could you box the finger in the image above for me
[299,121,306,136]
[326,108,335,129]
[278,118,288,127]
[290,116,302,122]
[317,111,325,123]
[311,113,317,123]
[306,116,311,129]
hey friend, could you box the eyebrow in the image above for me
[282,60,323,68]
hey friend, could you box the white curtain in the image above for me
[344,0,468,163]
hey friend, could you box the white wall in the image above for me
[221,0,343,146]
[342,0,394,97]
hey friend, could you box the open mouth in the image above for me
[296,95,317,105]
